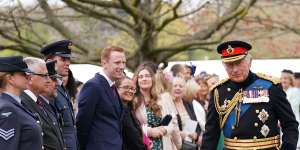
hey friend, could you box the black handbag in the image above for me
[181,140,197,150]
[159,114,172,126]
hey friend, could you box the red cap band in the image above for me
[221,47,247,57]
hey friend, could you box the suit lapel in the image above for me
[97,74,123,117]
[21,93,53,126]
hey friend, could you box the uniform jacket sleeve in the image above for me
[76,80,100,150]
[200,92,221,150]
[269,84,299,149]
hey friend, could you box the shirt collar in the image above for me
[4,92,22,104]
[24,89,38,103]
[98,68,114,87]
[39,95,49,104]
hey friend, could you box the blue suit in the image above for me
[0,93,43,150]
[76,73,124,150]
[55,85,77,150]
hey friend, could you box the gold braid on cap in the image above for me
[214,88,244,129]
[256,73,280,84]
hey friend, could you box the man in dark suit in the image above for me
[39,60,65,150]
[76,46,126,150]
[40,40,77,150]
[21,57,65,150]
[201,40,299,150]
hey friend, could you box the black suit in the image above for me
[21,91,65,150]
[39,96,65,150]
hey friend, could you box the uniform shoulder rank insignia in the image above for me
[0,128,15,140]
[210,78,229,91]
[256,73,280,84]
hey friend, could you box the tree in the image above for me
[0,0,257,69]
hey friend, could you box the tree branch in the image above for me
[38,0,89,54]
[77,0,122,8]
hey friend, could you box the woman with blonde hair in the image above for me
[154,70,182,150]
[171,77,200,150]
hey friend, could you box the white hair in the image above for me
[23,57,45,73]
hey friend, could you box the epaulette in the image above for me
[209,78,229,91]
[256,73,280,84]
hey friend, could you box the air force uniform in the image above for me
[41,40,77,150]
[0,56,43,150]
[201,41,299,150]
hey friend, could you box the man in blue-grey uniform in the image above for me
[40,40,77,150]
[201,40,299,150]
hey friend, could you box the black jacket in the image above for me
[122,104,146,150]
[21,92,65,150]
[201,72,299,150]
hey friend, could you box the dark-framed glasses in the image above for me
[118,86,136,93]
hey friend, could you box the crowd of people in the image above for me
[0,39,299,150]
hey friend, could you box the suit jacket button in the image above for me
[254,122,258,127]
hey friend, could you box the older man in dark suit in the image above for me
[76,46,126,150]
[21,57,65,150]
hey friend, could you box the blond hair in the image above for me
[184,78,200,102]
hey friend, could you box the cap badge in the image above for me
[227,45,234,54]
[68,42,73,51]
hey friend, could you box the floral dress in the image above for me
[146,108,162,150]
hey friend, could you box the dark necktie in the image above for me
[111,84,118,98]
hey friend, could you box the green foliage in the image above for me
[0,49,26,56]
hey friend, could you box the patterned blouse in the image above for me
[146,107,162,150]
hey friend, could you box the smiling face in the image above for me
[171,77,186,100]
[117,78,136,102]
[102,51,126,81]
[137,69,153,91]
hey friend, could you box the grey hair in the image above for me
[245,53,252,61]
[23,57,45,73]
